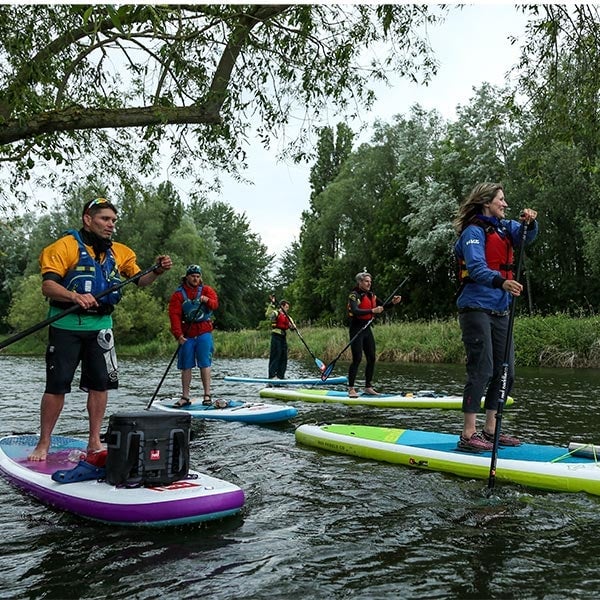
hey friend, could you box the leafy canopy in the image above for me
[0,4,444,214]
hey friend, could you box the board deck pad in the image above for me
[0,434,245,527]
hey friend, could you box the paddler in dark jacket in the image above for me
[347,271,401,398]
[453,182,538,452]
[266,297,295,379]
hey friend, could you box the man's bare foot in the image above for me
[28,444,49,461]
[86,445,105,454]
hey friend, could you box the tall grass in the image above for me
[213,315,600,369]
[3,314,600,368]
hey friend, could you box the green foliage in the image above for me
[212,314,600,369]
[0,4,444,213]
[187,199,273,330]
[6,311,600,371]
[514,313,600,368]
[5,273,48,346]
[0,215,35,331]
[0,179,273,337]
[509,5,600,312]
[112,286,170,346]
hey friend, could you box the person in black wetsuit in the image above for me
[347,271,401,398]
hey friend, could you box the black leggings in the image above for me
[347,323,376,388]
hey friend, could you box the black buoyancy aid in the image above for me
[457,217,514,283]
[180,285,212,322]
[347,290,377,320]
[51,229,122,313]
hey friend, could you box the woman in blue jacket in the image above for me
[453,183,538,452]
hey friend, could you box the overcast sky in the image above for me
[210,3,529,259]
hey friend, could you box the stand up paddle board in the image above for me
[152,398,297,423]
[0,435,245,527]
[260,388,513,409]
[295,424,600,496]
[224,375,348,386]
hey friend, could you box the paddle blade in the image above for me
[321,362,335,381]
[315,358,326,372]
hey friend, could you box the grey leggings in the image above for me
[459,310,514,414]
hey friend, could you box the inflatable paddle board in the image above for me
[0,435,245,527]
[152,398,298,423]
[295,424,600,496]
[260,388,513,409]
[223,375,348,386]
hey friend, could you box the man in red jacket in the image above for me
[168,264,219,407]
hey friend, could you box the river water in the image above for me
[1,354,600,599]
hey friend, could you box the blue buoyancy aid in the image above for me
[180,285,212,322]
[52,229,123,311]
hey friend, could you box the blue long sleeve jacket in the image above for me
[454,217,539,313]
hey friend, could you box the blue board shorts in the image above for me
[177,333,214,370]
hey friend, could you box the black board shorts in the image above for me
[45,326,119,394]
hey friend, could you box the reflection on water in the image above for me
[1,354,600,598]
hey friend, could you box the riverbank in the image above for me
[3,314,600,368]
[215,314,600,368]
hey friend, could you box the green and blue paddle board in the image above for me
[260,387,513,409]
[295,424,600,496]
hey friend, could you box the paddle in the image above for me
[145,285,208,410]
[145,345,181,410]
[278,303,326,373]
[486,219,528,494]
[0,261,163,351]
[320,275,409,381]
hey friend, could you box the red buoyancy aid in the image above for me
[272,310,290,332]
[348,290,378,321]
[458,218,514,283]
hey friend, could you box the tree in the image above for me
[188,199,272,329]
[0,4,445,214]
[0,215,34,331]
[510,5,600,312]
[309,123,355,199]
[294,123,356,321]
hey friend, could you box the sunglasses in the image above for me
[84,197,114,217]
[88,197,109,208]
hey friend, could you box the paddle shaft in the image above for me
[486,221,528,493]
[0,262,161,351]
[321,275,409,380]
[145,345,180,410]
[277,302,325,372]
